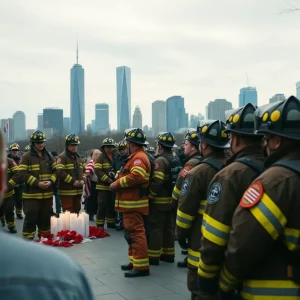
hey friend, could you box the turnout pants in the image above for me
[0,196,15,229]
[123,211,149,271]
[148,206,175,260]
[13,185,23,215]
[61,195,81,213]
[22,198,52,240]
[96,190,116,227]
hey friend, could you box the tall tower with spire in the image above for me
[70,43,85,135]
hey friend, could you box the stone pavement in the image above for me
[12,217,190,300]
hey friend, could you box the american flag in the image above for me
[3,120,9,133]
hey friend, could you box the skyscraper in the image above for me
[70,45,85,135]
[116,66,131,132]
[43,108,63,135]
[239,87,258,107]
[37,113,43,130]
[95,103,109,135]
[207,99,233,122]
[152,100,166,136]
[166,96,187,132]
[63,117,70,134]
[296,82,300,99]
[13,111,26,141]
[269,94,286,104]
[132,106,142,128]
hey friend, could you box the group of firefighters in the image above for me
[1,95,300,299]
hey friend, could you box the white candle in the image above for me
[57,214,64,232]
[78,214,85,237]
[65,211,70,230]
[70,213,77,231]
[50,216,58,236]
[82,212,90,238]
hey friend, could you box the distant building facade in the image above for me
[37,113,43,130]
[269,94,286,104]
[63,117,70,134]
[13,111,26,141]
[239,87,258,107]
[132,106,142,128]
[207,99,233,122]
[166,96,188,132]
[95,103,109,135]
[43,108,63,135]
[152,100,166,136]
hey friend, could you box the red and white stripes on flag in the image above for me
[3,120,9,133]
[243,187,260,204]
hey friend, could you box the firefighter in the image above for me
[147,132,180,265]
[176,120,229,299]
[197,103,265,297]
[0,157,19,233]
[18,131,56,240]
[24,145,31,152]
[94,137,117,228]
[146,146,156,157]
[112,140,129,231]
[110,128,151,278]
[218,96,300,299]
[172,130,202,268]
[57,134,85,214]
[7,143,24,219]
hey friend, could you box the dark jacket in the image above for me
[5,158,19,199]
[94,152,114,191]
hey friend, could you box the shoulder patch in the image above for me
[134,159,142,166]
[207,182,222,204]
[180,165,192,178]
[154,163,159,170]
[240,182,263,208]
[180,179,190,196]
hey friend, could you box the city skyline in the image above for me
[1,1,300,130]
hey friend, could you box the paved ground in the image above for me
[11,217,190,300]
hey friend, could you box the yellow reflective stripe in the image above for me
[241,280,300,299]
[50,174,56,182]
[58,190,83,195]
[187,248,200,267]
[64,174,73,183]
[22,192,53,199]
[96,184,110,190]
[129,255,133,264]
[198,256,220,279]
[102,163,111,169]
[11,166,18,172]
[120,177,128,188]
[27,164,40,171]
[176,209,195,229]
[101,174,109,181]
[39,174,51,180]
[250,193,287,240]
[161,248,175,255]
[152,170,165,180]
[94,163,102,168]
[4,190,15,198]
[149,188,157,196]
[56,164,64,170]
[172,186,181,200]
[202,213,231,246]
[198,200,207,215]
[27,175,37,186]
[38,228,50,233]
[284,228,300,251]
[219,266,239,292]
[8,179,17,187]
[148,249,161,257]
[116,200,148,209]
[133,257,149,267]
[18,164,28,171]
[131,166,149,179]
[152,197,171,205]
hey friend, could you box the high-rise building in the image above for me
[132,106,142,128]
[166,96,187,132]
[70,45,85,135]
[296,82,300,99]
[1,118,14,142]
[190,113,205,129]
[63,117,70,134]
[13,111,26,141]
[37,113,43,130]
[95,103,109,135]
[116,66,131,132]
[152,100,166,136]
[43,108,63,135]
[269,94,286,104]
[207,99,233,122]
[239,87,258,107]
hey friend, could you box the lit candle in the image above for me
[50,216,58,236]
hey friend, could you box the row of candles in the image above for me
[50,212,90,238]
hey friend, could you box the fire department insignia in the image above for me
[207,182,222,204]
[240,182,263,208]
[180,179,190,196]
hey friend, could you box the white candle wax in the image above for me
[50,216,58,236]
[65,211,70,230]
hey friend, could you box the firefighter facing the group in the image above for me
[0,157,19,233]
[176,120,229,300]
[218,96,300,299]
[172,130,202,268]
[148,132,179,265]
[18,131,56,240]
[57,134,85,213]
[8,143,23,219]
[110,128,151,278]
[198,103,265,296]
[94,137,116,228]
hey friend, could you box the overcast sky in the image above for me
[1,0,300,130]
